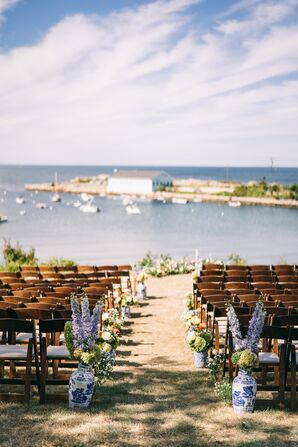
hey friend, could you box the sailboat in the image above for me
[16,196,26,204]
[126,204,141,215]
[0,215,8,223]
[51,171,61,202]
[51,193,61,202]
[80,200,100,213]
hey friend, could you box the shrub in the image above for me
[46,257,77,267]
[228,253,247,266]
[0,239,37,272]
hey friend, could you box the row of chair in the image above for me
[0,262,136,403]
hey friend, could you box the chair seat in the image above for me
[0,344,29,359]
[16,329,39,344]
[47,345,70,359]
[259,352,280,364]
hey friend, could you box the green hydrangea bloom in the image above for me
[194,336,207,352]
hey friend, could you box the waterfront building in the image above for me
[107,170,173,194]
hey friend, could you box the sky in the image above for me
[0,0,298,167]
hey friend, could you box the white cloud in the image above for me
[0,0,21,22]
[0,0,298,166]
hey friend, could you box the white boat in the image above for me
[0,215,8,223]
[19,210,26,216]
[80,193,93,202]
[36,203,48,209]
[228,201,241,207]
[122,197,133,206]
[73,201,81,208]
[16,196,26,204]
[51,193,61,202]
[126,204,141,215]
[80,202,100,213]
[172,198,188,204]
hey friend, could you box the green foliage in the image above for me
[214,379,232,406]
[229,180,298,201]
[46,257,77,267]
[208,352,232,406]
[207,352,225,383]
[228,253,247,266]
[0,239,37,272]
[138,251,155,269]
[64,321,74,356]
[138,253,195,277]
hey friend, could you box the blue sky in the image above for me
[0,0,298,166]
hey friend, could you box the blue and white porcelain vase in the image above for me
[122,306,131,321]
[69,363,95,409]
[232,368,257,413]
[194,350,208,368]
[136,282,146,300]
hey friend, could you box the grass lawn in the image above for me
[0,368,297,447]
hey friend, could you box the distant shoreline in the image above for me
[25,175,298,209]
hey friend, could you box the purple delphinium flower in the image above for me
[227,301,266,353]
[70,295,85,349]
[81,296,93,349]
[90,304,102,346]
[246,301,266,353]
[226,303,247,351]
[70,295,102,351]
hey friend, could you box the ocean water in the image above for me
[0,165,297,265]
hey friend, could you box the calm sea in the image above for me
[0,165,297,265]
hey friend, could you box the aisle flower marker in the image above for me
[226,300,266,413]
[65,295,119,409]
[186,324,213,368]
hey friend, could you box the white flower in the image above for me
[190,315,200,326]
[102,331,112,341]
[102,343,112,353]
[102,312,110,322]
[186,331,196,343]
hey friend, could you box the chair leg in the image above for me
[261,365,267,385]
[0,360,4,378]
[39,339,47,404]
[290,348,297,411]
[25,340,33,404]
[278,346,286,407]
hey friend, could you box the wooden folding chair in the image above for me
[0,318,39,403]
[39,318,73,403]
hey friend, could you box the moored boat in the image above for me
[0,215,8,223]
[172,198,188,204]
[126,204,141,215]
[80,202,100,213]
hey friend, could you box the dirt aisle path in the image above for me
[120,274,194,373]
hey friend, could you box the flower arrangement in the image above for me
[185,292,194,310]
[207,351,232,406]
[138,252,195,277]
[181,309,200,329]
[186,326,213,353]
[102,308,123,331]
[64,296,115,385]
[227,300,266,369]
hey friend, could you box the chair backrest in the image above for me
[0,318,35,333]
[52,309,72,319]
[9,307,53,320]
[271,315,298,327]
[39,318,69,334]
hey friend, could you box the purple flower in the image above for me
[227,301,266,353]
[70,295,102,351]
[246,301,266,353]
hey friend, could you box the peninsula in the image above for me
[25,172,298,209]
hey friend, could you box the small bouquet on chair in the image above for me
[65,295,114,409]
[186,324,213,368]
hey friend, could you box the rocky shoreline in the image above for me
[25,177,298,209]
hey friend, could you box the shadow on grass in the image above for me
[0,368,296,447]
